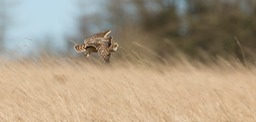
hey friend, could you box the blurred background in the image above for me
[1,0,256,63]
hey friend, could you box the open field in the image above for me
[0,57,256,121]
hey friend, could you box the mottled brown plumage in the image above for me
[74,30,119,63]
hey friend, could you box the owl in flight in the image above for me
[74,30,119,63]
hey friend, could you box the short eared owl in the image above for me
[74,30,119,63]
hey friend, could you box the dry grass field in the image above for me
[0,57,256,121]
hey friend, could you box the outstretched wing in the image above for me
[74,41,99,53]
[84,42,98,51]
[74,44,86,52]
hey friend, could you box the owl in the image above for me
[74,30,119,63]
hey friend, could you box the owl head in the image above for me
[110,42,119,52]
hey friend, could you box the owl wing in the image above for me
[84,42,99,51]
[84,30,111,44]
[84,37,98,44]
[74,39,100,53]
[92,30,111,38]
[74,44,87,52]
[97,42,111,63]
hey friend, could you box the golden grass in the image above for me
[0,57,256,121]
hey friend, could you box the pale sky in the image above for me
[4,0,184,56]
[5,0,102,55]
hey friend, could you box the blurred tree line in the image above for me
[75,0,256,62]
[0,0,7,52]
